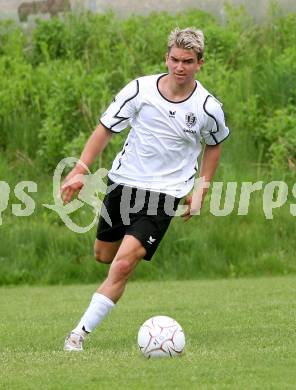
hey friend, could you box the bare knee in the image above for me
[94,239,122,264]
[112,258,135,278]
[94,248,113,264]
[104,240,145,279]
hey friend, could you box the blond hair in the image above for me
[168,27,204,60]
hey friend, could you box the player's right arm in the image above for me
[61,78,139,203]
[60,123,113,203]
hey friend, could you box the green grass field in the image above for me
[1,276,295,389]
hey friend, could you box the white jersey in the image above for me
[100,74,229,197]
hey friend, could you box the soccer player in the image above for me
[62,27,229,351]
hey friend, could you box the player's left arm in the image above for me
[196,143,221,205]
[182,144,221,221]
[182,96,229,221]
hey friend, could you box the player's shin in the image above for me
[73,292,115,335]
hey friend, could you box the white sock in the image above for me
[73,293,115,335]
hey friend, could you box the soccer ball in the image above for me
[137,315,185,358]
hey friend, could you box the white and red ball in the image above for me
[137,315,185,358]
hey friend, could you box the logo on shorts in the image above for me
[185,112,197,128]
[147,236,156,245]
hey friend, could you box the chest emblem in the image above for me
[185,112,197,128]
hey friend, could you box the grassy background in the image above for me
[0,4,296,284]
[1,276,296,389]
[0,156,295,285]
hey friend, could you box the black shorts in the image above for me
[97,178,180,260]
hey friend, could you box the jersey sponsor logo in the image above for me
[169,110,176,118]
[183,128,197,134]
[147,236,156,245]
[185,112,197,128]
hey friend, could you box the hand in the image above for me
[181,196,193,222]
[181,189,208,222]
[60,168,85,204]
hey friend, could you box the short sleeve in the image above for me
[100,79,139,133]
[201,95,230,145]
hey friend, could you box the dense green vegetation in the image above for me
[0,5,295,284]
[1,277,296,388]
